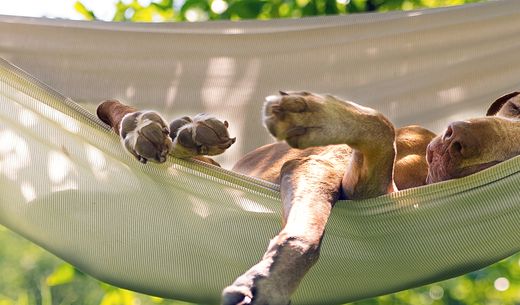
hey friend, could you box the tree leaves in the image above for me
[46,264,75,287]
[74,1,96,20]
[76,0,486,22]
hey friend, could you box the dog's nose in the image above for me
[442,121,480,159]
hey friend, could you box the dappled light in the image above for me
[189,195,211,218]
[165,64,183,109]
[18,108,38,128]
[365,47,380,56]
[438,86,466,104]
[19,181,36,203]
[0,129,31,181]
[125,85,136,99]
[39,102,81,134]
[85,143,109,181]
[223,28,245,35]
[201,57,261,109]
[202,57,236,106]
[47,150,74,184]
[407,11,424,17]
[233,195,274,214]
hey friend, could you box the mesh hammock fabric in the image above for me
[1,1,520,304]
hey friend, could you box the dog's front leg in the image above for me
[222,156,343,305]
[97,100,235,164]
[97,99,173,163]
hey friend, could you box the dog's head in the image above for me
[426,92,520,183]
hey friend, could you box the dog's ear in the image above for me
[486,92,520,116]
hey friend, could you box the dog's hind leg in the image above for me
[222,154,345,305]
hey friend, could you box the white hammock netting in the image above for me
[0,1,519,304]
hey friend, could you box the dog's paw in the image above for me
[263,91,393,150]
[262,91,341,149]
[221,276,257,305]
[120,111,173,163]
[221,234,321,305]
[221,266,290,305]
[169,114,236,158]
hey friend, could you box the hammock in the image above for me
[0,0,519,304]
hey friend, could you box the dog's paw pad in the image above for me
[121,111,173,163]
[169,115,236,158]
[263,91,327,148]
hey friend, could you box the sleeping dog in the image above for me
[97,91,520,305]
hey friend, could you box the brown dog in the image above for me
[97,91,520,305]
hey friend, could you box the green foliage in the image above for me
[46,264,75,287]
[74,2,96,20]
[74,0,486,22]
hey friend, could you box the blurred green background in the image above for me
[4,0,520,305]
[74,0,486,22]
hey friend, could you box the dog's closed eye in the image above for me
[507,101,520,117]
